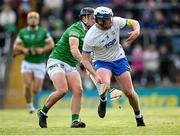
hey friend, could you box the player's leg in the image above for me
[38,59,69,128]
[33,77,43,94]
[32,63,46,94]
[21,61,35,113]
[66,71,86,128]
[45,71,68,108]
[96,68,112,118]
[38,71,68,128]
[22,72,35,113]
[115,71,145,126]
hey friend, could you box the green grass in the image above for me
[0,107,180,135]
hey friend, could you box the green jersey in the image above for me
[49,21,86,67]
[17,27,51,63]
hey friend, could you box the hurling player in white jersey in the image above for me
[82,6,145,127]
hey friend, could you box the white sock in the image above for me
[40,110,47,116]
[27,102,34,109]
[100,97,107,102]
[135,114,142,118]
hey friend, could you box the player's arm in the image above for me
[82,53,102,83]
[13,37,30,55]
[69,37,82,62]
[125,19,140,46]
[44,37,54,52]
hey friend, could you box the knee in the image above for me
[33,85,42,94]
[56,87,68,97]
[72,86,83,97]
[24,83,31,90]
[33,88,41,94]
[124,88,135,97]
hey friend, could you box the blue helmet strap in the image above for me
[96,18,112,29]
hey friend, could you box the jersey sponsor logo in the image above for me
[60,64,65,68]
[31,34,35,40]
[49,64,59,70]
[38,35,43,40]
[104,39,117,48]
[24,35,29,39]
[100,39,105,44]
[111,30,115,35]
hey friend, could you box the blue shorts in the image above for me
[93,57,130,76]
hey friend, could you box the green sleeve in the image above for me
[69,29,80,38]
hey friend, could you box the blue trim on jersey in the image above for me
[93,57,130,76]
[82,50,91,54]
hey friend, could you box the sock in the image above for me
[27,102,34,109]
[72,114,80,122]
[42,105,49,114]
[100,96,106,102]
[135,111,142,118]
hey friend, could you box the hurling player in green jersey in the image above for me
[13,11,54,114]
[37,7,95,128]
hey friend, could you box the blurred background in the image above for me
[0,0,179,109]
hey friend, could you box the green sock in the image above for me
[42,105,49,114]
[72,114,80,122]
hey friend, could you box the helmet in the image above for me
[79,7,95,29]
[94,7,113,29]
[27,11,40,27]
[94,6,113,20]
[79,7,95,18]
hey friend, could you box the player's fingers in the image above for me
[125,36,133,43]
[124,39,134,46]
[128,31,134,34]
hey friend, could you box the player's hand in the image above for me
[35,48,44,55]
[125,30,140,46]
[22,48,30,55]
[94,74,103,84]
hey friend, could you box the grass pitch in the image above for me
[0,107,180,135]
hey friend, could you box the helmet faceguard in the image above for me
[94,7,113,30]
[27,11,40,28]
[79,7,95,29]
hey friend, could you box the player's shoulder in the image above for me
[113,17,125,23]
[86,25,97,36]
[112,16,127,28]
[19,27,28,33]
[84,25,97,44]
[38,27,48,32]
[69,21,82,31]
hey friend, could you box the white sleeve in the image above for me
[82,36,93,54]
[45,32,53,42]
[113,17,127,29]
[15,36,22,43]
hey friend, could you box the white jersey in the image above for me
[83,17,127,62]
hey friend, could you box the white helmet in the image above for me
[94,6,113,29]
[94,6,113,20]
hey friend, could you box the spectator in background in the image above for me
[131,44,144,85]
[170,13,180,30]
[154,10,167,31]
[140,0,156,31]
[159,45,174,85]
[18,0,32,28]
[63,10,74,28]
[143,43,160,86]
[0,2,16,33]
[42,0,63,18]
